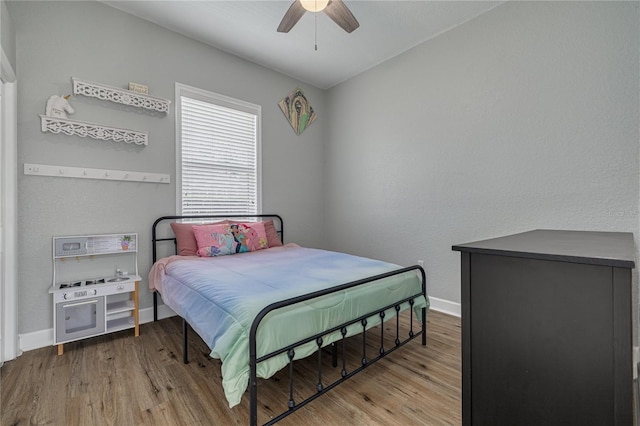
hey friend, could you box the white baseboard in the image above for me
[18,298,458,354]
[138,304,177,324]
[18,305,177,354]
[19,328,52,353]
[428,296,461,317]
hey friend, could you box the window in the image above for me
[176,83,261,216]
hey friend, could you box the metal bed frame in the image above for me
[151,214,427,426]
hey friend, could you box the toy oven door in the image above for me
[55,296,105,343]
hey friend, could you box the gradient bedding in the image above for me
[149,243,429,407]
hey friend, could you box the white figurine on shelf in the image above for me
[45,94,75,119]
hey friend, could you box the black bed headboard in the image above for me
[151,214,284,263]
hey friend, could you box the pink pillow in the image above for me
[193,222,268,257]
[170,221,226,256]
[263,219,283,247]
[228,219,283,247]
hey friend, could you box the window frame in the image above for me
[175,82,262,216]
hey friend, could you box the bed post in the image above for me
[153,292,158,322]
[422,307,427,346]
[152,219,158,322]
[420,266,427,346]
[183,319,189,364]
[249,333,258,426]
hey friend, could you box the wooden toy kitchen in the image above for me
[49,233,140,355]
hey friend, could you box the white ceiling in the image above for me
[103,1,503,89]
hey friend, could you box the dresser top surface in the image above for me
[452,229,635,268]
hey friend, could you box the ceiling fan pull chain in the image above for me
[315,11,318,51]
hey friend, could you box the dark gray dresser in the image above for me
[452,230,636,426]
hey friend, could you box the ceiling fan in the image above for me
[277,0,360,34]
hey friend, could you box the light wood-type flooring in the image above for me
[1,310,461,425]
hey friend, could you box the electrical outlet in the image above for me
[417,260,424,267]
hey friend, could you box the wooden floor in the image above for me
[1,310,461,426]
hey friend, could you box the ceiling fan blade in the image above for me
[277,1,307,33]
[323,0,359,33]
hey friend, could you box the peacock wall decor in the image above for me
[278,87,317,135]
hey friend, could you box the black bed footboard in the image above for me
[248,265,427,426]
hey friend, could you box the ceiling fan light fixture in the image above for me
[300,0,330,13]
[278,0,359,34]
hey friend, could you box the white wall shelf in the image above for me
[24,163,170,184]
[39,114,149,146]
[72,77,170,113]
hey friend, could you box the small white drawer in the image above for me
[108,280,136,294]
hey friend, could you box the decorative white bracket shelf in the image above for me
[40,115,149,146]
[24,163,170,184]
[72,77,171,113]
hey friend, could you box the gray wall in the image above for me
[1,0,15,74]
[10,1,327,334]
[324,1,639,308]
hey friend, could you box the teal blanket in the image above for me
[155,244,429,407]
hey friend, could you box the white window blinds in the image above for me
[177,85,261,216]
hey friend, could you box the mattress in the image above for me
[149,243,429,407]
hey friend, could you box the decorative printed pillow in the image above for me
[170,220,227,256]
[192,222,268,257]
[228,219,283,247]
